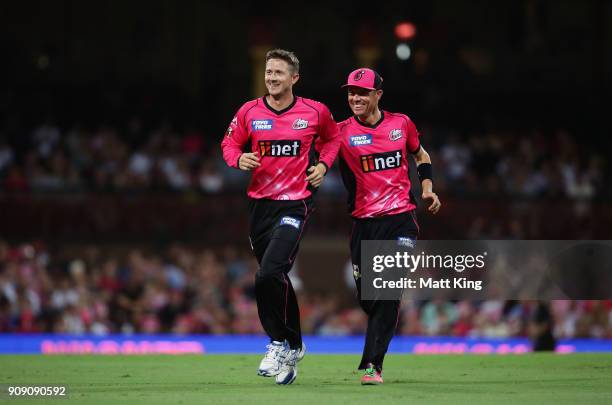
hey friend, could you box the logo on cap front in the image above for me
[353,69,366,81]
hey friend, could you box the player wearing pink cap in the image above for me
[221,49,340,385]
[337,68,441,385]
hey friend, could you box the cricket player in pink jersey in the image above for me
[337,68,441,385]
[221,49,340,385]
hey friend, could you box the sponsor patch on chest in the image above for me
[360,150,403,172]
[349,134,373,146]
[252,119,273,131]
[258,140,301,157]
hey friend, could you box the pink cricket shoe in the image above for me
[360,363,383,385]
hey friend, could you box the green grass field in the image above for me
[1,354,612,404]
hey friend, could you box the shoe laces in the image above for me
[365,366,377,377]
[281,348,298,366]
[265,342,284,360]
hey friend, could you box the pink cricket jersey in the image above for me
[221,96,340,200]
[338,111,420,218]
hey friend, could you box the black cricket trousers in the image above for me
[350,210,419,372]
[248,197,312,350]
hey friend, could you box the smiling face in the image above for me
[265,58,299,97]
[347,86,382,119]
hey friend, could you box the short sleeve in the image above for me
[406,117,420,154]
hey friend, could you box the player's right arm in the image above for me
[305,105,340,187]
[220,105,260,170]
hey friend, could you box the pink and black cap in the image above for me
[342,68,383,91]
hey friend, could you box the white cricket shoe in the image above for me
[275,348,299,385]
[297,341,306,362]
[257,341,285,377]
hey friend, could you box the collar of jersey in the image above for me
[262,95,298,115]
[353,111,385,129]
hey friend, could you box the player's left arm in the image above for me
[405,117,441,215]
[306,105,340,188]
[412,146,441,214]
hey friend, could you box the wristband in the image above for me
[417,163,433,182]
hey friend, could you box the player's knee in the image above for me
[258,257,290,277]
[255,267,284,284]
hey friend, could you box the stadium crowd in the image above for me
[0,119,606,199]
[0,118,609,339]
[1,240,610,339]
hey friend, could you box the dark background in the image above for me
[2,0,610,138]
[1,0,611,242]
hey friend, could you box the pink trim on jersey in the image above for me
[221,96,340,200]
[338,111,420,218]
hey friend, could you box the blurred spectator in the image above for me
[31,118,60,159]
[529,301,556,351]
[0,239,611,338]
[0,118,606,201]
[0,137,14,173]
[421,300,458,336]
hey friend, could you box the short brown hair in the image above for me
[265,49,300,74]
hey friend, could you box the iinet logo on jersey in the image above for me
[258,140,301,157]
[360,150,403,172]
